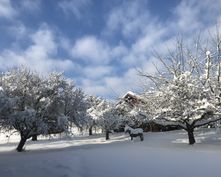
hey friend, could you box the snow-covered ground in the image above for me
[1,129,221,177]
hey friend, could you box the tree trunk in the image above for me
[106,129,110,140]
[17,137,27,152]
[187,128,195,145]
[32,135,38,141]
[89,126,93,136]
[79,127,83,133]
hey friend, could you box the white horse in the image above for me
[124,125,144,141]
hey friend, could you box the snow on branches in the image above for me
[115,91,150,127]
[139,34,221,144]
[0,67,88,151]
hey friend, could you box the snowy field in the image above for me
[1,129,221,177]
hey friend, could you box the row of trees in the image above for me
[0,67,122,151]
[3,32,221,151]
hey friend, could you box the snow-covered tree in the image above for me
[0,88,14,130]
[98,103,120,140]
[115,92,149,128]
[152,72,220,144]
[0,67,49,151]
[62,81,88,131]
[0,68,88,151]
[87,97,120,139]
[139,33,221,144]
[42,73,89,136]
[86,96,104,135]
[41,73,69,136]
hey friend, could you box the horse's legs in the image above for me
[140,134,144,141]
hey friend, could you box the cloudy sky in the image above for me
[0,0,221,99]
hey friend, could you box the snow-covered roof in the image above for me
[122,91,136,98]
[115,91,144,109]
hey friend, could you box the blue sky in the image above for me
[0,0,221,99]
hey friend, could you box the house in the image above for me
[115,91,179,132]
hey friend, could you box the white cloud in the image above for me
[79,78,110,97]
[70,1,168,97]
[111,42,128,58]
[106,0,150,38]
[59,0,91,19]
[0,50,75,74]
[26,24,57,59]
[59,37,72,51]
[79,67,142,98]
[20,0,41,12]
[83,85,110,97]
[72,36,111,64]
[82,65,113,79]
[0,0,16,19]
[0,0,42,20]
[172,1,201,32]
[7,22,27,40]
[0,24,76,75]
[104,68,140,96]
[2,0,221,100]
[132,26,165,53]
[76,0,221,99]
